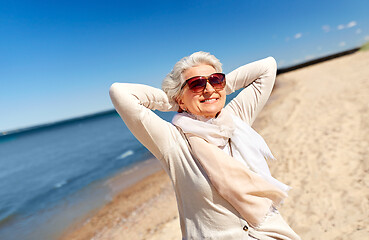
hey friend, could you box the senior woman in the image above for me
[109,51,300,240]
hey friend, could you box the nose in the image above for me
[203,80,215,93]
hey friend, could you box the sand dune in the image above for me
[60,50,369,240]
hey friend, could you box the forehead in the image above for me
[183,64,216,80]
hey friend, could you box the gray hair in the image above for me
[162,51,222,106]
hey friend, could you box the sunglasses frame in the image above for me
[180,73,226,93]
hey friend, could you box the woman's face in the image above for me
[178,64,226,118]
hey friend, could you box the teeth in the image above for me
[203,99,216,102]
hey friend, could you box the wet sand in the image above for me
[60,50,369,240]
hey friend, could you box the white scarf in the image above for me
[172,110,290,193]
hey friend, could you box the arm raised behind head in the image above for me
[109,83,178,162]
[225,57,277,125]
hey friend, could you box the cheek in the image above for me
[184,95,199,107]
[179,91,197,107]
[219,91,226,102]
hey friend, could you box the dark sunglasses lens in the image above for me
[208,74,225,89]
[187,77,207,92]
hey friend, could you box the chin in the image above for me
[201,109,222,118]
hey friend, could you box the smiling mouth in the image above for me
[200,98,218,103]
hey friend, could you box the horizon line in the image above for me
[1,47,360,137]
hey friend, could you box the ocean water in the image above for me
[0,110,174,240]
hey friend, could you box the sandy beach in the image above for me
[61,50,369,240]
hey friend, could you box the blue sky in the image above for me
[1,0,368,132]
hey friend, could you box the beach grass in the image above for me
[360,41,369,51]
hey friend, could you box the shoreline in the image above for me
[58,157,165,240]
[59,169,177,240]
[0,158,164,240]
[61,50,369,240]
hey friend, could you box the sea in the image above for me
[0,110,175,240]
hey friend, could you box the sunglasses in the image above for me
[180,73,226,93]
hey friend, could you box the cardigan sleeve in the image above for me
[109,83,179,163]
[224,57,277,125]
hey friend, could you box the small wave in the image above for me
[18,170,99,215]
[116,150,134,160]
[54,180,68,188]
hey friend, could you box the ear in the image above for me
[177,96,186,112]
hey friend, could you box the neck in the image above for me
[185,110,222,121]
